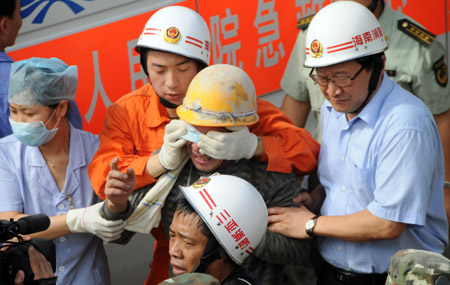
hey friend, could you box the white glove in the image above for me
[159,120,188,170]
[66,202,125,242]
[198,127,258,160]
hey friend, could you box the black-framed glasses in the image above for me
[309,65,365,88]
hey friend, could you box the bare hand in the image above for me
[105,157,135,213]
[29,246,54,280]
[14,246,54,284]
[293,191,315,208]
[293,185,325,214]
[2,236,31,252]
[268,205,315,239]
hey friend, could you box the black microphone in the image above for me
[8,214,51,236]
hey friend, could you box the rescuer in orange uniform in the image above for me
[88,5,320,284]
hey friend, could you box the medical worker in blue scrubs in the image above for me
[0,57,124,284]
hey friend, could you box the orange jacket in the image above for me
[88,83,320,199]
[87,83,320,284]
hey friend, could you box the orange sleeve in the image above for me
[88,102,156,200]
[249,99,320,175]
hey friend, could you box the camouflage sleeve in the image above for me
[386,249,450,285]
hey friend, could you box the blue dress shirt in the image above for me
[318,74,448,274]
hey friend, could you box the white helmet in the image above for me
[304,1,387,68]
[136,6,211,65]
[180,174,268,265]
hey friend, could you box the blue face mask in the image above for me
[9,110,61,147]
[179,122,201,143]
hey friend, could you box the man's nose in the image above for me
[169,240,182,258]
[165,71,179,89]
[326,81,344,97]
[190,142,201,153]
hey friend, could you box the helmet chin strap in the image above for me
[368,0,385,14]
[158,95,180,109]
[147,75,181,109]
[368,0,379,12]
[348,66,382,115]
[192,238,223,273]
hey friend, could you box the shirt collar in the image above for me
[352,73,393,128]
[0,52,13,63]
[68,123,86,170]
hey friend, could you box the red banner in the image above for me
[9,0,448,134]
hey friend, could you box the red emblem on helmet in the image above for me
[192,177,211,189]
[310,39,323,58]
[164,27,181,44]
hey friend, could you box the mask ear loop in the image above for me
[44,105,62,131]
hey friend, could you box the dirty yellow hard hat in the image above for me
[177,64,259,127]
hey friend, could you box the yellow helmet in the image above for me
[177,64,259,127]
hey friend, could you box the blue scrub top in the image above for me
[0,123,110,284]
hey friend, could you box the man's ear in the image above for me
[381,54,386,71]
[0,17,7,35]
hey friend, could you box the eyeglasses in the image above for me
[309,66,365,88]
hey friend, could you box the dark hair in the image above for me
[173,198,232,271]
[46,103,59,110]
[45,101,70,118]
[139,47,207,78]
[356,52,384,89]
[355,52,384,72]
[0,0,16,19]
[173,198,213,239]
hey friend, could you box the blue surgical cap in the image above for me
[8,57,78,106]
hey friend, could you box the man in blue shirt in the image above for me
[0,0,21,138]
[268,2,448,285]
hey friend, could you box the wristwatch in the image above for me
[305,215,320,238]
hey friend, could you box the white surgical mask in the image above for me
[9,110,61,147]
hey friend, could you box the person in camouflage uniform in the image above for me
[386,249,450,285]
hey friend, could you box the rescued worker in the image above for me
[168,174,266,284]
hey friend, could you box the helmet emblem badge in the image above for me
[192,177,211,189]
[164,27,181,44]
[310,39,323,58]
